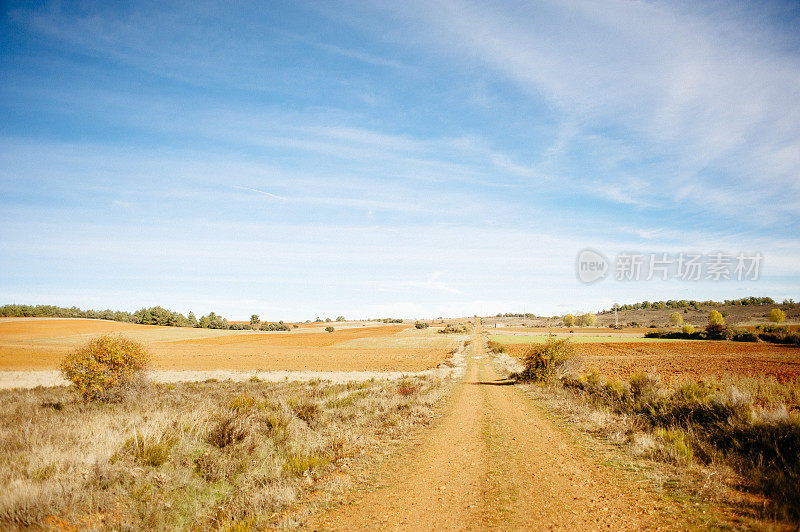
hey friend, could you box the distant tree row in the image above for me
[495,312,537,319]
[0,304,135,322]
[0,303,243,331]
[606,296,777,313]
[310,316,347,323]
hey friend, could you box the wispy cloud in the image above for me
[231,185,286,201]
[359,0,800,217]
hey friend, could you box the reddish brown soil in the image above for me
[493,327,652,335]
[0,320,448,372]
[0,318,148,340]
[166,325,407,347]
[504,341,800,382]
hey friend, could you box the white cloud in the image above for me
[364,0,800,217]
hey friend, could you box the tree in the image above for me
[563,314,575,327]
[576,313,597,327]
[669,312,683,327]
[769,308,786,323]
[336,315,345,322]
[199,312,229,329]
[682,324,695,335]
[708,310,725,326]
[250,314,260,326]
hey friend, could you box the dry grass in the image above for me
[516,382,789,529]
[501,351,800,526]
[0,375,452,530]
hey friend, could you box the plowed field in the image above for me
[0,319,454,372]
[503,340,800,382]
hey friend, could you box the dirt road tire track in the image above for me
[312,321,684,530]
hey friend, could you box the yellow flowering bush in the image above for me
[60,335,150,401]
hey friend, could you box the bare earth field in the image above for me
[501,339,800,383]
[489,326,653,335]
[0,318,458,376]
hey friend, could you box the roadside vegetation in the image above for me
[438,323,470,334]
[500,337,800,521]
[0,374,450,529]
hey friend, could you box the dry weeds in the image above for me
[0,374,453,530]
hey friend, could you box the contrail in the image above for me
[232,185,286,201]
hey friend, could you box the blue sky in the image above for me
[1,0,799,321]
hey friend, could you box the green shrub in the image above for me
[486,340,506,353]
[60,335,149,401]
[756,324,790,334]
[669,312,683,326]
[260,321,291,331]
[754,324,799,344]
[324,326,334,333]
[438,323,469,334]
[728,328,758,342]
[644,329,701,340]
[512,338,575,382]
[414,322,430,329]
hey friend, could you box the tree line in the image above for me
[0,304,239,330]
[606,296,778,312]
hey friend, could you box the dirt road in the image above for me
[312,320,683,530]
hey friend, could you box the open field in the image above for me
[0,318,460,374]
[1,318,796,529]
[499,338,800,385]
[488,326,654,335]
[489,334,684,344]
